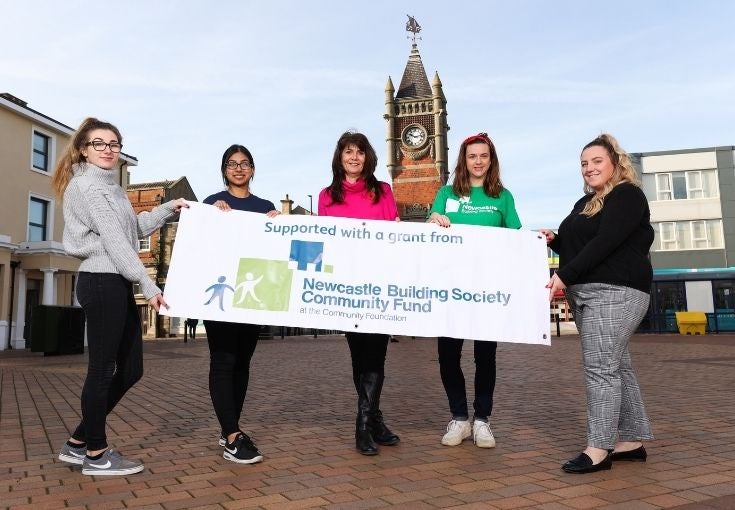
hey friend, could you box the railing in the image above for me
[270,326,343,339]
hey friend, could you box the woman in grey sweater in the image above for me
[52,118,188,476]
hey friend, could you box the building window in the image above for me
[687,171,704,199]
[653,170,718,201]
[32,130,51,172]
[713,280,735,312]
[659,222,677,250]
[656,174,672,201]
[652,219,723,251]
[28,197,49,241]
[691,220,708,248]
[138,236,151,252]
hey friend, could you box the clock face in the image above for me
[403,125,427,147]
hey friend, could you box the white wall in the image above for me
[641,152,717,173]
[649,199,722,222]
[685,281,714,312]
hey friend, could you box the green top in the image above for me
[429,185,522,229]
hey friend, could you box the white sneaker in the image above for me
[473,420,496,448]
[441,419,472,446]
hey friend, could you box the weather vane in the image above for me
[406,15,422,43]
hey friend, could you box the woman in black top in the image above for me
[541,134,654,474]
[203,144,279,465]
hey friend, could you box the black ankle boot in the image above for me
[371,410,400,446]
[355,372,379,455]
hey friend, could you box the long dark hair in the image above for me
[326,131,382,204]
[451,132,502,198]
[52,117,123,197]
[220,144,255,188]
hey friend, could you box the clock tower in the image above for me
[384,26,449,221]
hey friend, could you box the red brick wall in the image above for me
[126,188,165,265]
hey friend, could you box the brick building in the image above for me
[126,178,197,338]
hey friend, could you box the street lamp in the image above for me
[307,194,313,215]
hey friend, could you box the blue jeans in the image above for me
[72,273,143,451]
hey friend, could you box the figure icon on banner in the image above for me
[235,272,263,305]
[204,276,235,311]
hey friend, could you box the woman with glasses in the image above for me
[203,144,279,464]
[318,131,401,455]
[541,134,654,474]
[427,132,521,450]
[52,118,188,476]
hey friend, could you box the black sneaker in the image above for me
[223,433,263,464]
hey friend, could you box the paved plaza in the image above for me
[1,331,734,509]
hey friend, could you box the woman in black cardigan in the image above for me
[541,133,654,474]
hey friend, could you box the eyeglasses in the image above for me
[86,140,123,153]
[225,161,253,170]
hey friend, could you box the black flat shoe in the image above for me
[562,452,612,474]
[611,445,647,462]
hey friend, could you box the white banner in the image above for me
[161,202,551,345]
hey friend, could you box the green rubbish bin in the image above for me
[30,305,85,355]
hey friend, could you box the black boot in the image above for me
[368,373,400,446]
[355,372,379,455]
[371,410,400,446]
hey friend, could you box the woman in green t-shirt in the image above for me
[427,132,521,449]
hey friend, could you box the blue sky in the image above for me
[2,1,734,227]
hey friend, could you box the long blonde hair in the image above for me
[51,118,123,198]
[580,133,640,217]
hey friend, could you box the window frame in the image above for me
[27,194,54,242]
[651,219,724,252]
[30,126,56,175]
[686,171,704,199]
[138,236,151,252]
[653,169,718,201]
[659,222,677,251]
[690,220,708,248]
[656,173,672,201]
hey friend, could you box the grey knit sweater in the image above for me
[62,163,178,299]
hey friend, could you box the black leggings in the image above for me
[346,332,389,391]
[204,320,260,436]
[438,337,497,420]
[72,273,143,451]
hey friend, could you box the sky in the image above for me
[2,0,734,228]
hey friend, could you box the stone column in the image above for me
[13,269,27,349]
[41,267,58,305]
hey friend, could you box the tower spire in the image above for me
[396,43,432,98]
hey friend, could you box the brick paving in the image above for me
[1,332,734,509]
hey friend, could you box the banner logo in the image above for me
[203,240,331,312]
